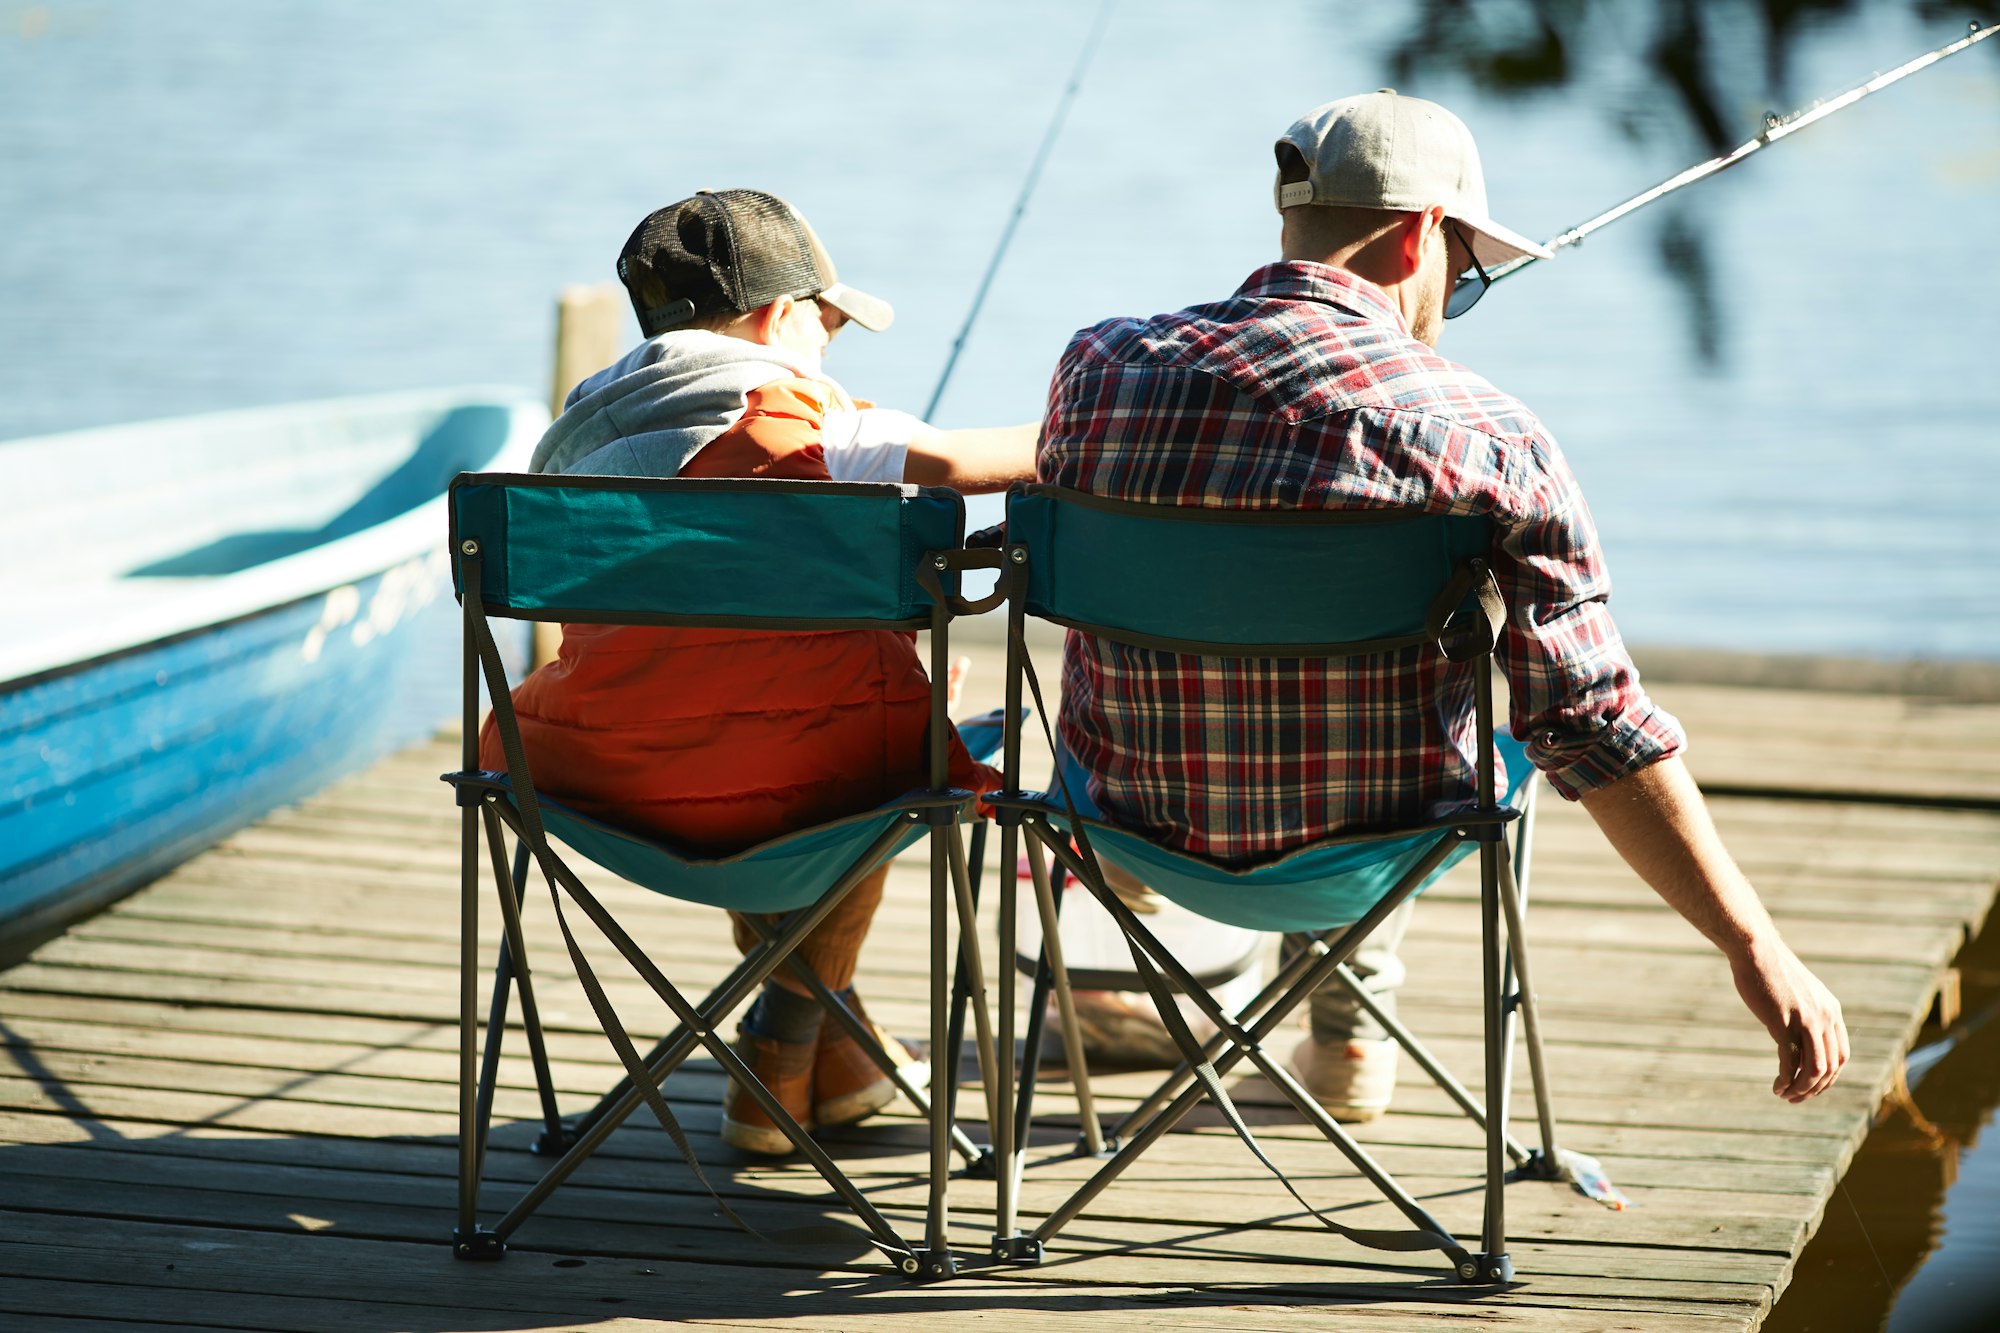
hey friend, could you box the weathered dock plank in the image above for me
[1,668,1995,1332]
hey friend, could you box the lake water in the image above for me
[4,3,1998,1325]
[3,1,1996,660]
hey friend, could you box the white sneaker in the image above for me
[1285,1035,1398,1123]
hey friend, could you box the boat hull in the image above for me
[1,389,543,947]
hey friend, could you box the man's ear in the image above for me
[1395,206,1444,280]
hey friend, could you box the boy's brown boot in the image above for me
[720,1029,817,1155]
[814,992,930,1127]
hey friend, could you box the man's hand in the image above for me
[1578,755,1850,1102]
[1727,937,1849,1102]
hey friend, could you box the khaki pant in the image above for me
[729,865,888,996]
[1282,898,1414,1044]
[1100,854,1411,1047]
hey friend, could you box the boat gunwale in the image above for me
[0,388,546,691]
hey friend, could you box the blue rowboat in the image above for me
[0,388,549,950]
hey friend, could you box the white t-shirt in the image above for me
[821,406,920,484]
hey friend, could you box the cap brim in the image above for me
[818,282,894,333]
[1455,215,1553,267]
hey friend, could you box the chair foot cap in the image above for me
[531,1123,579,1157]
[1075,1132,1119,1159]
[900,1248,958,1281]
[991,1234,1044,1264]
[452,1228,506,1262]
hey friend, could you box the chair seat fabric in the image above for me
[1047,733,1533,933]
[474,720,1004,917]
[482,774,935,915]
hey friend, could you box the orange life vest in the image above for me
[478,377,994,854]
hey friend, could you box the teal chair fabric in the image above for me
[1007,484,1491,655]
[985,484,1556,1285]
[451,474,961,627]
[463,720,1004,916]
[1052,733,1534,933]
[443,472,990,1277]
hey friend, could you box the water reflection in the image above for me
[0,2,1993,656]
[1766,920,2000,1332]
[1378,0,2000,365]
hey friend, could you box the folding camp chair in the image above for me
[978,483,1612,1285]
[442,472,1009,1280]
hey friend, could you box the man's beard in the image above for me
[1409,262,1448,348]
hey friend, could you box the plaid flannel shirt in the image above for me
[1040,262,1684,866]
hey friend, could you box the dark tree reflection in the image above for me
[1380,0,1997,367]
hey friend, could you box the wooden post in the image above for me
[550,283,627,421]
[534,284,628,668]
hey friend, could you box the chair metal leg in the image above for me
[1111,937,1330,1136]
[911,816,1005,1271]
[1009,957,1054,1152]
[997,877,1065,1245]
[1031,833,1453,1249]
[945,819,1002,1148]
[1474,840,1513,1282]
[1501,784,1562,1165]
[470,822,513,1175]
[1024,824,1106,1154]
[566,945,771,1139]
[485,825,908,1246]
[1329,960,1532,1166]
[470,815,511,1175]
[1030,932,1464,1260]
[1498,862,1557,1162]
[607,960,918,1266]
[990,818,1021,1245]
[734,913,985,1165]
[1040,827,1448,1066]
[941,820,990,1175]
[546,818,913,1140]
[920,822,958,1275]
[472,821,572,1165]
[453,629,501,1260]
[987,824,1098,1264]
[1245,1039,1468,1246]
[521,849,921,1267]
[456,784,486,1253]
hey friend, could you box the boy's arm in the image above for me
[902,423,1039,493]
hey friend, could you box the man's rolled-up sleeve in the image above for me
[1496,434,1685,800]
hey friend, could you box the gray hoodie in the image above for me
[529,330,827,477]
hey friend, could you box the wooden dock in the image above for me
[4,651,1998,1332]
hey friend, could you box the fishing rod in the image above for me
[1488,21,2000,286]
[923,0,1117,422]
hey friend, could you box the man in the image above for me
[1040,92,1848,1117]
[482,189,1035,1153]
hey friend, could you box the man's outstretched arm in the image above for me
[1576,754,1850,1102]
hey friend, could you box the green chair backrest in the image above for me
[1005,484,1492,656]
[450,473,965,629]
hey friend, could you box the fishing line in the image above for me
[1487,22,2000,287]
[922,0,1117,423]
[1837,1177,1895,1294]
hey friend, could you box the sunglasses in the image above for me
[1443,220,1491,320]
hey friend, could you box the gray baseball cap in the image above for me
[1274,91,1552,268]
